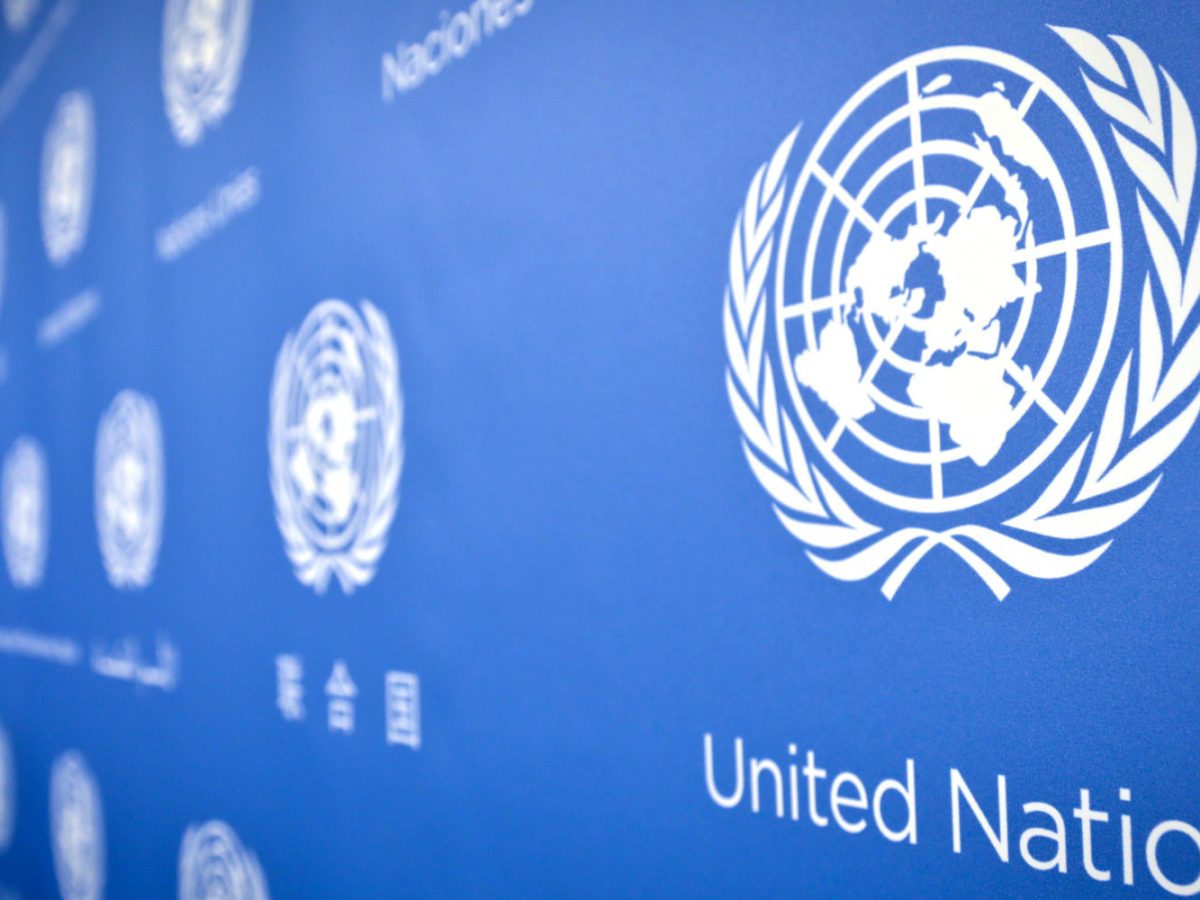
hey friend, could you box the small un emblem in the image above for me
[95,391,166,590]
[49,751,105,900]
[162,0,253,146]
[2,0,38,34]
[41,90,94,266]
[2,436,49,589]
[270,299,403,594]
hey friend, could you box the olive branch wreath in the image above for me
[269,300,404,595]
[725,27,1200,600]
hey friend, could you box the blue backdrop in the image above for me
[1,1,1199,896]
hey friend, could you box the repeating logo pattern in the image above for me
[725,28,1200,599]
[95,391,165,589]
[41,91,94,266]
[50,751,105,900]
[270,300,403,594]
[2,437,49,589]
[0,724,13,854]
[2,0,38,33]
[162,0,252,146]
[178,820,269,900]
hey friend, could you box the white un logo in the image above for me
[49,751,105,900]
[270,300,403,594]
[726,31,1200,599]
[95,391,165,590]
[41,90,94,266]
[162,0,252,146]
[2,437,49,589]
[2,0,39,33]
[178,820,270,900]
[780,50,1119,512]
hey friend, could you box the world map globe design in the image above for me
[278,301,378,550]
[50,752,105,900]
[270,297,402,594]
[774,48,1121,513]
[2,437,48,589]
[95,391,165,589]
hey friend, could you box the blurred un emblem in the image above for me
[95,391,165,590]
[2,437,49,589]
[2,0,38,33]
[270,300,403,594]
[41,91,94,266]
[178,820,270,900]
[50,751,105,900]
[162,0,252,146]
[0,724,13,854]
[725,28,1200,599]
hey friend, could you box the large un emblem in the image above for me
[95,391,166,590]
[162,0,252,146]
[41,90,94,266]
[2,437,49,589]
[725,28,1200,599]
[178,820,270,900]
[50,751,105,900]
[270,300,403,594]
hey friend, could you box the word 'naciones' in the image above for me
[381,0,533,100]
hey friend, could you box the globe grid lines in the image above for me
[772,46,1122,514]
[817,80,1065,393]
[282,302,381,550]
[814,159,1067,482]
[802,80,1070,474]
[271,297,403,593]
[283,395,381,545]
[807,98,1063,392]
[283,406,380,441]
[907,66,930,230]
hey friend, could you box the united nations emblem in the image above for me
[2,0,38,33]
[2,437,49,589]
[41,90,94,266]
[95,391,165,590]
[0,724,13,854]
[162,0,252,146]
[270,300,403,594]
[49,751,105,900]
[178,820,269,900]
[725,28,1200,599]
